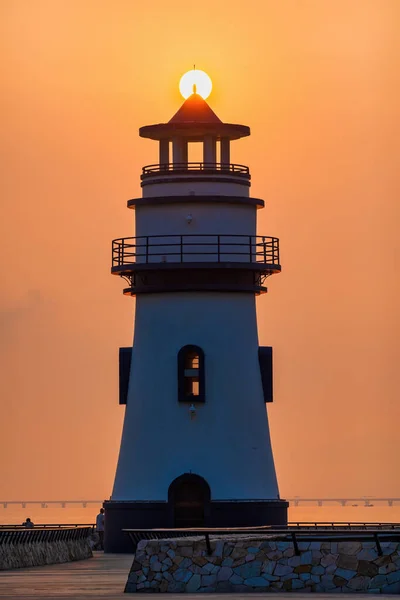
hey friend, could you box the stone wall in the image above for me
[125,535,400,593]
[0,538,93,570]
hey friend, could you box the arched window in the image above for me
[178,345,205,403]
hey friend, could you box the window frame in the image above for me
[177,345,205,403]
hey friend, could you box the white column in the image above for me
[181,140,188,165]
[203,136,217,165]
[220,138,230,169]
[172,137,184,166]
[159,139,169,167]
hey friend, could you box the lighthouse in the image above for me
[104,72,288,552]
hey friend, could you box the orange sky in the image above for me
[1,0,399,501]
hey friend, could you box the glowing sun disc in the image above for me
[179,69,212,100]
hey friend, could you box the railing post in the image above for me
[217,235,220,262]
[249,236,252,262]
[263,237,266,263]
[374,533,383,556]
[121,239,124,267]
[180,236,183,263]
[145,237,149,263]
[205,533,212,555]
[291,532,300,556]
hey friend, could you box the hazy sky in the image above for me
[1,0,399,501]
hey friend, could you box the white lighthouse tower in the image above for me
[104,73,288,552]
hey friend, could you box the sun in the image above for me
[179,69,212,100]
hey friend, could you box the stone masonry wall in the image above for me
[125,535,400,593]
[0,538,93,570]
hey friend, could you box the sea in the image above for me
[1,503,399,527]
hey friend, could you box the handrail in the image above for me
[0,521,398,530]
[0,523,95,529]
[112,234,280,269]
[123,526,400,556]
[285,521,400,529]
[142,162,249,177]
[0,526,93,545]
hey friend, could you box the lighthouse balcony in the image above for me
[141,162,250,191]
[111,234,280,295]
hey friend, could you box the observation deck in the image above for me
[111,234,280,295]
[139,93,251,195]
[141,161,250,189]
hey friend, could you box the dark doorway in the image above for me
[168,474,210,528]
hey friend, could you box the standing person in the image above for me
[95,508,105,550]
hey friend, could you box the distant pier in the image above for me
[1,497,399,509]
[288,498,400,507]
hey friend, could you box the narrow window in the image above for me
[258,346,273,403]
[178,345,205,403]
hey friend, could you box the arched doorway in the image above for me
[168,474,210,528]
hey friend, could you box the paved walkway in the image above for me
[0,553,132,599]
[0,553,389,599]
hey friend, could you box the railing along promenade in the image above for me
[1,521,399,531]
[0,526,93,545]
[124,524,400,556]
[0,523,95,529]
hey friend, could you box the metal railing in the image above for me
[112,234,280,269]
[0,523,95,529]
[1,521,397,531]
[123,525,400,556]
[0,526,93,545]
[286,521,400,529]
[142,162,249,177]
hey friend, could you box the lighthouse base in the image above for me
[103,499,288,553]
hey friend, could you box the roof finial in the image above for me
[178,68,212,100]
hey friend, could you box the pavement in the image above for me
[0,552,391,599]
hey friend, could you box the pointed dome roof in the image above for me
[168,93,222,124]
[139,94,250,141]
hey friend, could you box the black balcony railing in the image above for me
[141,162,250,178]
[112,234,280,270]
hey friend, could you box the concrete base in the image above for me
[103,499,288,553]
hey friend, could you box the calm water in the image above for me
[1,504,399,526]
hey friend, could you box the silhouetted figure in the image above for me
[22,518,34,529]
[95,508,105,550]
